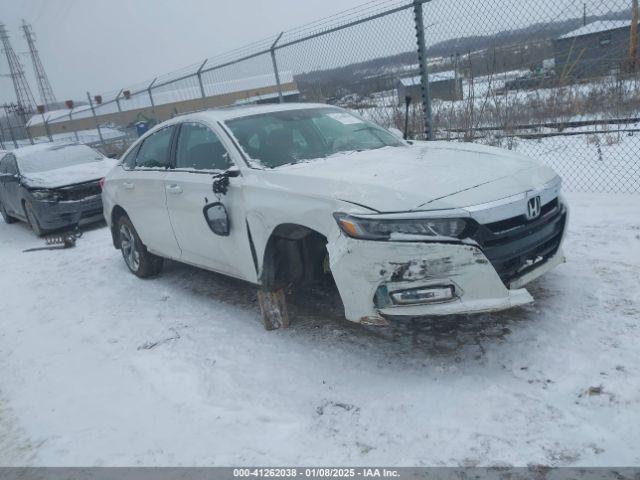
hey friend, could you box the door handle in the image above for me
[123,182,134,190]
[166,184,183,195]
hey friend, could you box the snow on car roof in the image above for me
[176,102,337,123]
[558,20,634,40]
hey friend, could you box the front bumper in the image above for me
[30,194,104,232]
[327,236,565,325]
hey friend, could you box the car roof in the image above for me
[171,102,336,124]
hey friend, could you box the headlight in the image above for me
[333,213,468,241]
[31,189,61,202]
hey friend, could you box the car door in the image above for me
[0,155,22,216]
[164,121,256,281]
[116,125,182,260]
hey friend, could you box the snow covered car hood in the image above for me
[263,142,559,212]
[21,159,118,189]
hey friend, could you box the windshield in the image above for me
[224,107,404,168]
[17,144,105,174]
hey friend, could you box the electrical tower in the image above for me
[0,22,36,113]
[21,20,57,107]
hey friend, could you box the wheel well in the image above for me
[110,206,128,249]
[261,224,329,291]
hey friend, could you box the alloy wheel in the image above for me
[119,224,140,272]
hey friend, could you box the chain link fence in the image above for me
[20,0,640,193]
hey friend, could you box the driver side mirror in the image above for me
[203,203,230,236]
[226,166,240,177]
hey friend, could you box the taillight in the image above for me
[98,177,105,190]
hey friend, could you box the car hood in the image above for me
[262,142,558,212]
[21,159,118,189]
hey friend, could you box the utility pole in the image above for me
[21,20,57,108]
[631,0,639,72]
[0,23,36,113]
[583,3,587,27]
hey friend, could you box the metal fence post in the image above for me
[2,108,19,148]
[87,92,105,148]
[197,59,208,100]
[41,111,53,142]
[270,32,284,103]
[413,0,433,140]
[18,106,34,145]
[148,77,158,111]
[69,111,79,142]
[115,89,123,112]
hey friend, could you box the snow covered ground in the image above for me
[0,193,639,466]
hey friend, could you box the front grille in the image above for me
[80,208,103,219]
[58,181,101,201]
[484,198,559,234]
[469,199,566,287]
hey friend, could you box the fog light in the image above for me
[390,285,455,305]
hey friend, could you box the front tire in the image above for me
[24,201,44,236]
[117,215,164,278]
[0,199,18,224]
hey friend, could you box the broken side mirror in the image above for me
[203,202,230,236]
[212,166,240,195]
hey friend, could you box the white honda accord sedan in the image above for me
[102,103,567,329]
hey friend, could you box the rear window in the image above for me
[17,144,105,174]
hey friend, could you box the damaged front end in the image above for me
[327,181,568,324]
[26,179,104,231]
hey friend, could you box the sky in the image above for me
[0,0,626,106]
[0,0,371,104]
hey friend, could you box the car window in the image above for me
[175,122,231,171]
[225,107,403,168]
[121,144,140,170]
[135,126,174,169]
[4,156,18,175]
[17,145,103,173]
[0,156,7,174]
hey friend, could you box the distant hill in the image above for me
[295,10,633,100]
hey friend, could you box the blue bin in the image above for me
[135,121,150,137]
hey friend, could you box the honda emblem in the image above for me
[526,196,541,220]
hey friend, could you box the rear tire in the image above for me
[24,201,45,236]
[0,199,18,224]
[117,215,164,278]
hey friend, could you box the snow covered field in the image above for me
[0,193,639,466]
